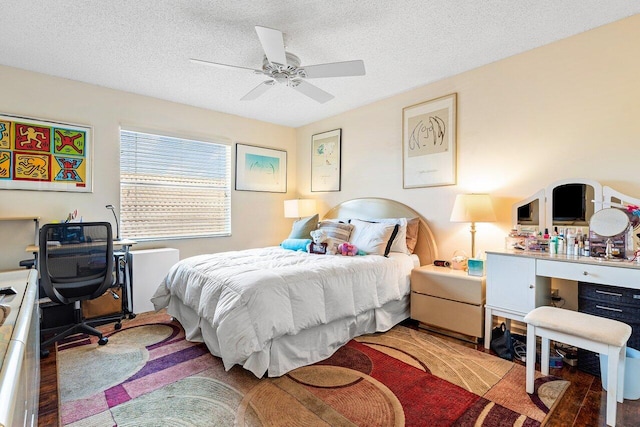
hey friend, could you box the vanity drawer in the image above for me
[578,297,640,322]
[579,281,640,305]
[537,259,640,288]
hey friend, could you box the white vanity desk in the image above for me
[484,250,640,341]
[485,178,640,341]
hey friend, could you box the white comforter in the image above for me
[152,246,413,374]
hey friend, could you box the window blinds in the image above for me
[120,130,231,240]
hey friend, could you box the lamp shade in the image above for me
[284,199,317,218]
[450,194,496,223]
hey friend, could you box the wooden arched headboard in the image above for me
[323,198,438,266]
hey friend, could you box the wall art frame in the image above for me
[235,143,287,193]
[0,113,93,192]
[311,128,341,192]
[402,93,457,188]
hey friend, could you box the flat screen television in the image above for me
[553,184,586,223]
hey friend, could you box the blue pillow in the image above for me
[281,238,311,252]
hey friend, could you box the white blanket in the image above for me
[152,247,413,374]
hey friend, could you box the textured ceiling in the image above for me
[1,2,638,127]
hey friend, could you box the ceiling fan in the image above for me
[190,26,366,103]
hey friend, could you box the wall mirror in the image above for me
[512,189,544,229]
[514,179,639,236]
[512,179,639,258]
[545,178,602,232]
[550,183,595,227]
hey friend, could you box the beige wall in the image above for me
[0,67,296,271]
[296,15,640,269]
[1,14,639,305]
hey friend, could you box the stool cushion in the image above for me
[524,306,632,347]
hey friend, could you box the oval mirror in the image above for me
[589,208,630,237]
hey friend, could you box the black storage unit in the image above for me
[578,281,640,376]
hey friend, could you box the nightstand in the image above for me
[410,265,486,342]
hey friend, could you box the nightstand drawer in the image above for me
[411,267,485,305]
[411,293,484,338]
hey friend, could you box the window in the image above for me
[119,129,231,240]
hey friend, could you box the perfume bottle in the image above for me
[583,237,590,257]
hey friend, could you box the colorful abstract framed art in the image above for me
[235,143,287,193]
[0,113,92,192]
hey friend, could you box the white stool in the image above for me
[524,306,631,427]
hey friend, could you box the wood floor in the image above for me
[38,342,60,426]
[38,326,640,426]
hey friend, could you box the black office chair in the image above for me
[39,222,114,356]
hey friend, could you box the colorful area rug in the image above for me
[58,311,568,426]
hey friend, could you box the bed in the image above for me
[151,198,438,377]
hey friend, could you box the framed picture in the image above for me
[311,128,341,192]
[402,93,457,188]
[0,113,92,192]
[235,143,287,193]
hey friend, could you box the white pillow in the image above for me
[369,218,409,254]
[349,219,397,256]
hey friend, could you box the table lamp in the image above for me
[284,199,317,219]
[450,194,496,258]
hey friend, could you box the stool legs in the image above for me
[604,345,625,426]
[541,336,550,375]
[526,324,536,394]
[525,323,624,427]
[616,345,626,404]
[525,324,552,393]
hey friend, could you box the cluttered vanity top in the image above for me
[487,248,640,271]
[503,178,640,269]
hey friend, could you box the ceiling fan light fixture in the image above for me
[273,73,289,85]
[262,52,301,72]
[192,25,365,103]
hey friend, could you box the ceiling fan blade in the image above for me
[190,58,261,73]
[303,60,366,78]
[255,26,287,65]
[240,81,275,101]
[292,80,334,103]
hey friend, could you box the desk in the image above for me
[25,239,136,255]
[30,239,137,326]
[113,240,136,316]
[484,250,640,341]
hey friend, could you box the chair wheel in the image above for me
[114,322,122,330]
[98,337,108,346]
[40,348,50,358]
[128,313,136,319]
